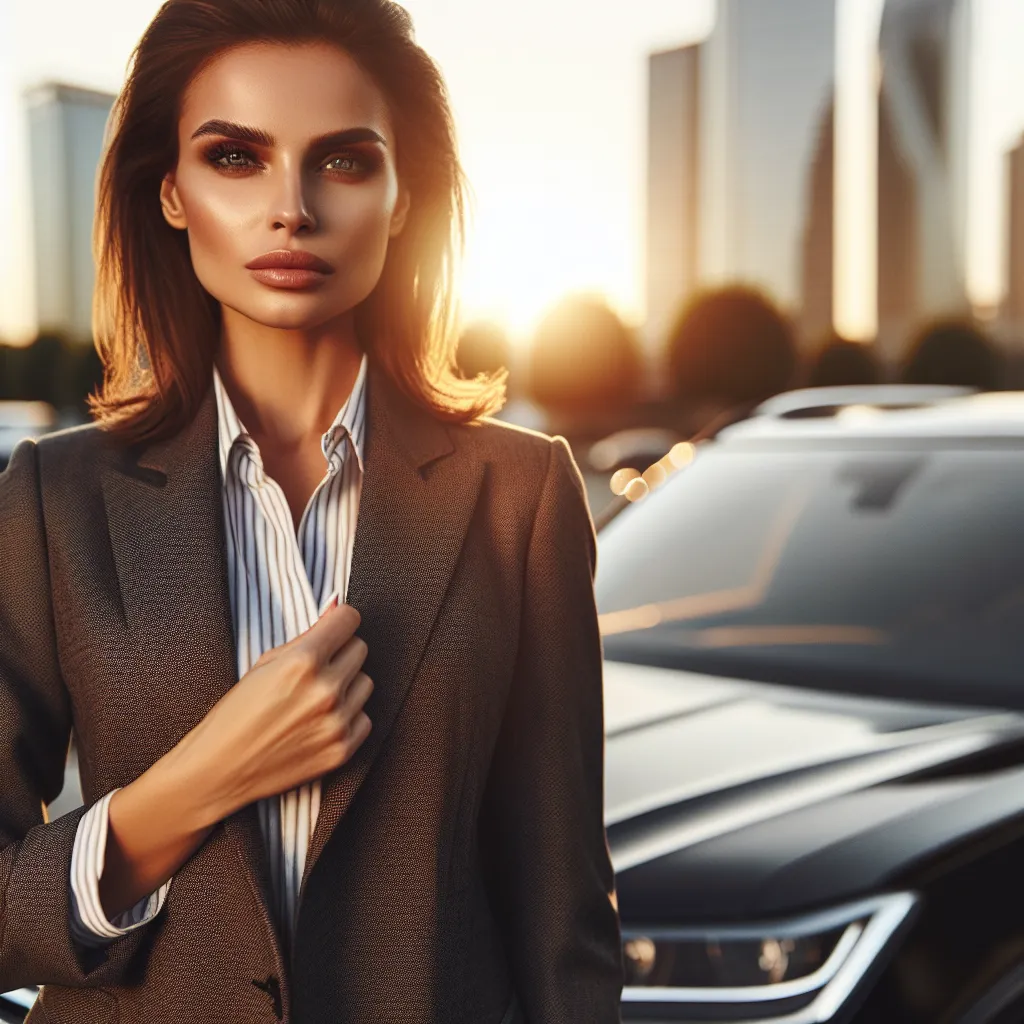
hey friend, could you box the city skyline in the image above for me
[1,0,1023,346]
[646,0,836,350]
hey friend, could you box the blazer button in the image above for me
[252,974,283,1020]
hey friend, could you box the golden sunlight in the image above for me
[458,154,636,343]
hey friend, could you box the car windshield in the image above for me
[595,440,1024,707]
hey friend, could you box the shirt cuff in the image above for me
[69,788,172,947]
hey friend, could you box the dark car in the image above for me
[598,386,1024,1023]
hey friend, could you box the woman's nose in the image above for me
[269,171,317,234]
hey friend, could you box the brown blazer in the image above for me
[0,362,624,1024]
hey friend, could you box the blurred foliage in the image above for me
[526,294,642,422]
[0,333,103,414]
[456,320,512,382]
[805,333,883,387]
[666,284,798,407]
[901,318,1005,391]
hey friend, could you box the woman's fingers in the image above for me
[298,600,362,665]
[322,637,373,703]
[338,670,374,714]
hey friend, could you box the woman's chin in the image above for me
[224,294,347,333]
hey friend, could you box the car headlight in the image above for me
[621,891,917,1022]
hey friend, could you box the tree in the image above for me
[666,285,798,407]
[902,320,1004,391]
[527,295,642,424]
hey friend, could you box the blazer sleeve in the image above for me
[0,438,158,989]
[478,435,625,1024]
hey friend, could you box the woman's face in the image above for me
[160,41,409,332]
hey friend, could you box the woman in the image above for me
[0,1,623,1022]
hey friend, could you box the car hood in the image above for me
[603,659,1024,921]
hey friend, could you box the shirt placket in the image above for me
[236,434,348,946]
[240,439,343,635]
[296,429,350,612]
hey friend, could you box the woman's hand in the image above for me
[174,598,374,821]
[95,600,371,923]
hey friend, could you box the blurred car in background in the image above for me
[599,386,1024,1023]
[587,426,685,478]
[0,990,34,1023]
[0,402,58,471]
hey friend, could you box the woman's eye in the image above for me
[206,145,258,170]
[324,154,363,174]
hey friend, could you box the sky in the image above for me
[1,0,1023,346]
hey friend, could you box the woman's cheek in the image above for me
[327,193,399,285]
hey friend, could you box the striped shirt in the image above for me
[69,352,369,957]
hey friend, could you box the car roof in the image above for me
[715,386,1024,441]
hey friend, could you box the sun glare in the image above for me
[458,155,638,345]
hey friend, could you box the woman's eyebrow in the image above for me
[190,120,388,148]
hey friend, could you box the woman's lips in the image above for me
[245,249,334,290]
[248,267,330,289]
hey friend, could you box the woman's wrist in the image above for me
[98,749,223,921]
[149,725,241,831]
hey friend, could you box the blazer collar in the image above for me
[101,356,483,986]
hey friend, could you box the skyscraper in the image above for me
[1005,134,1024,334]
[644,0,837,352]
[799,96,836,346]
[645,46,702,351]
[26,82,115,342]
[876,0,972,357]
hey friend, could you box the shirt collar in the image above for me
[212,351,369,483]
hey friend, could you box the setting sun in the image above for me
[457,152,639,343]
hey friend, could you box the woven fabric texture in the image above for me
[0,358,624,1023]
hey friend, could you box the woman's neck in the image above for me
[213,312,367,533]
[213,311,364,453]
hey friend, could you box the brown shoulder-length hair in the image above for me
[89,0,507,445]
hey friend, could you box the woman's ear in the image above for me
[160,173,188,230]
[388,186,411,238]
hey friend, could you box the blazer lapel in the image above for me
[100,379,285,982]
[297,362,486,906]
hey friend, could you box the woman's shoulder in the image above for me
[447,415,593,532]
[0,422,115,542]
[2,420,106,479]
[35,419,122,467]
[20,420,126,501]
[452,412,564,478]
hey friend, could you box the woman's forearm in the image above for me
[97,736,233,922]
